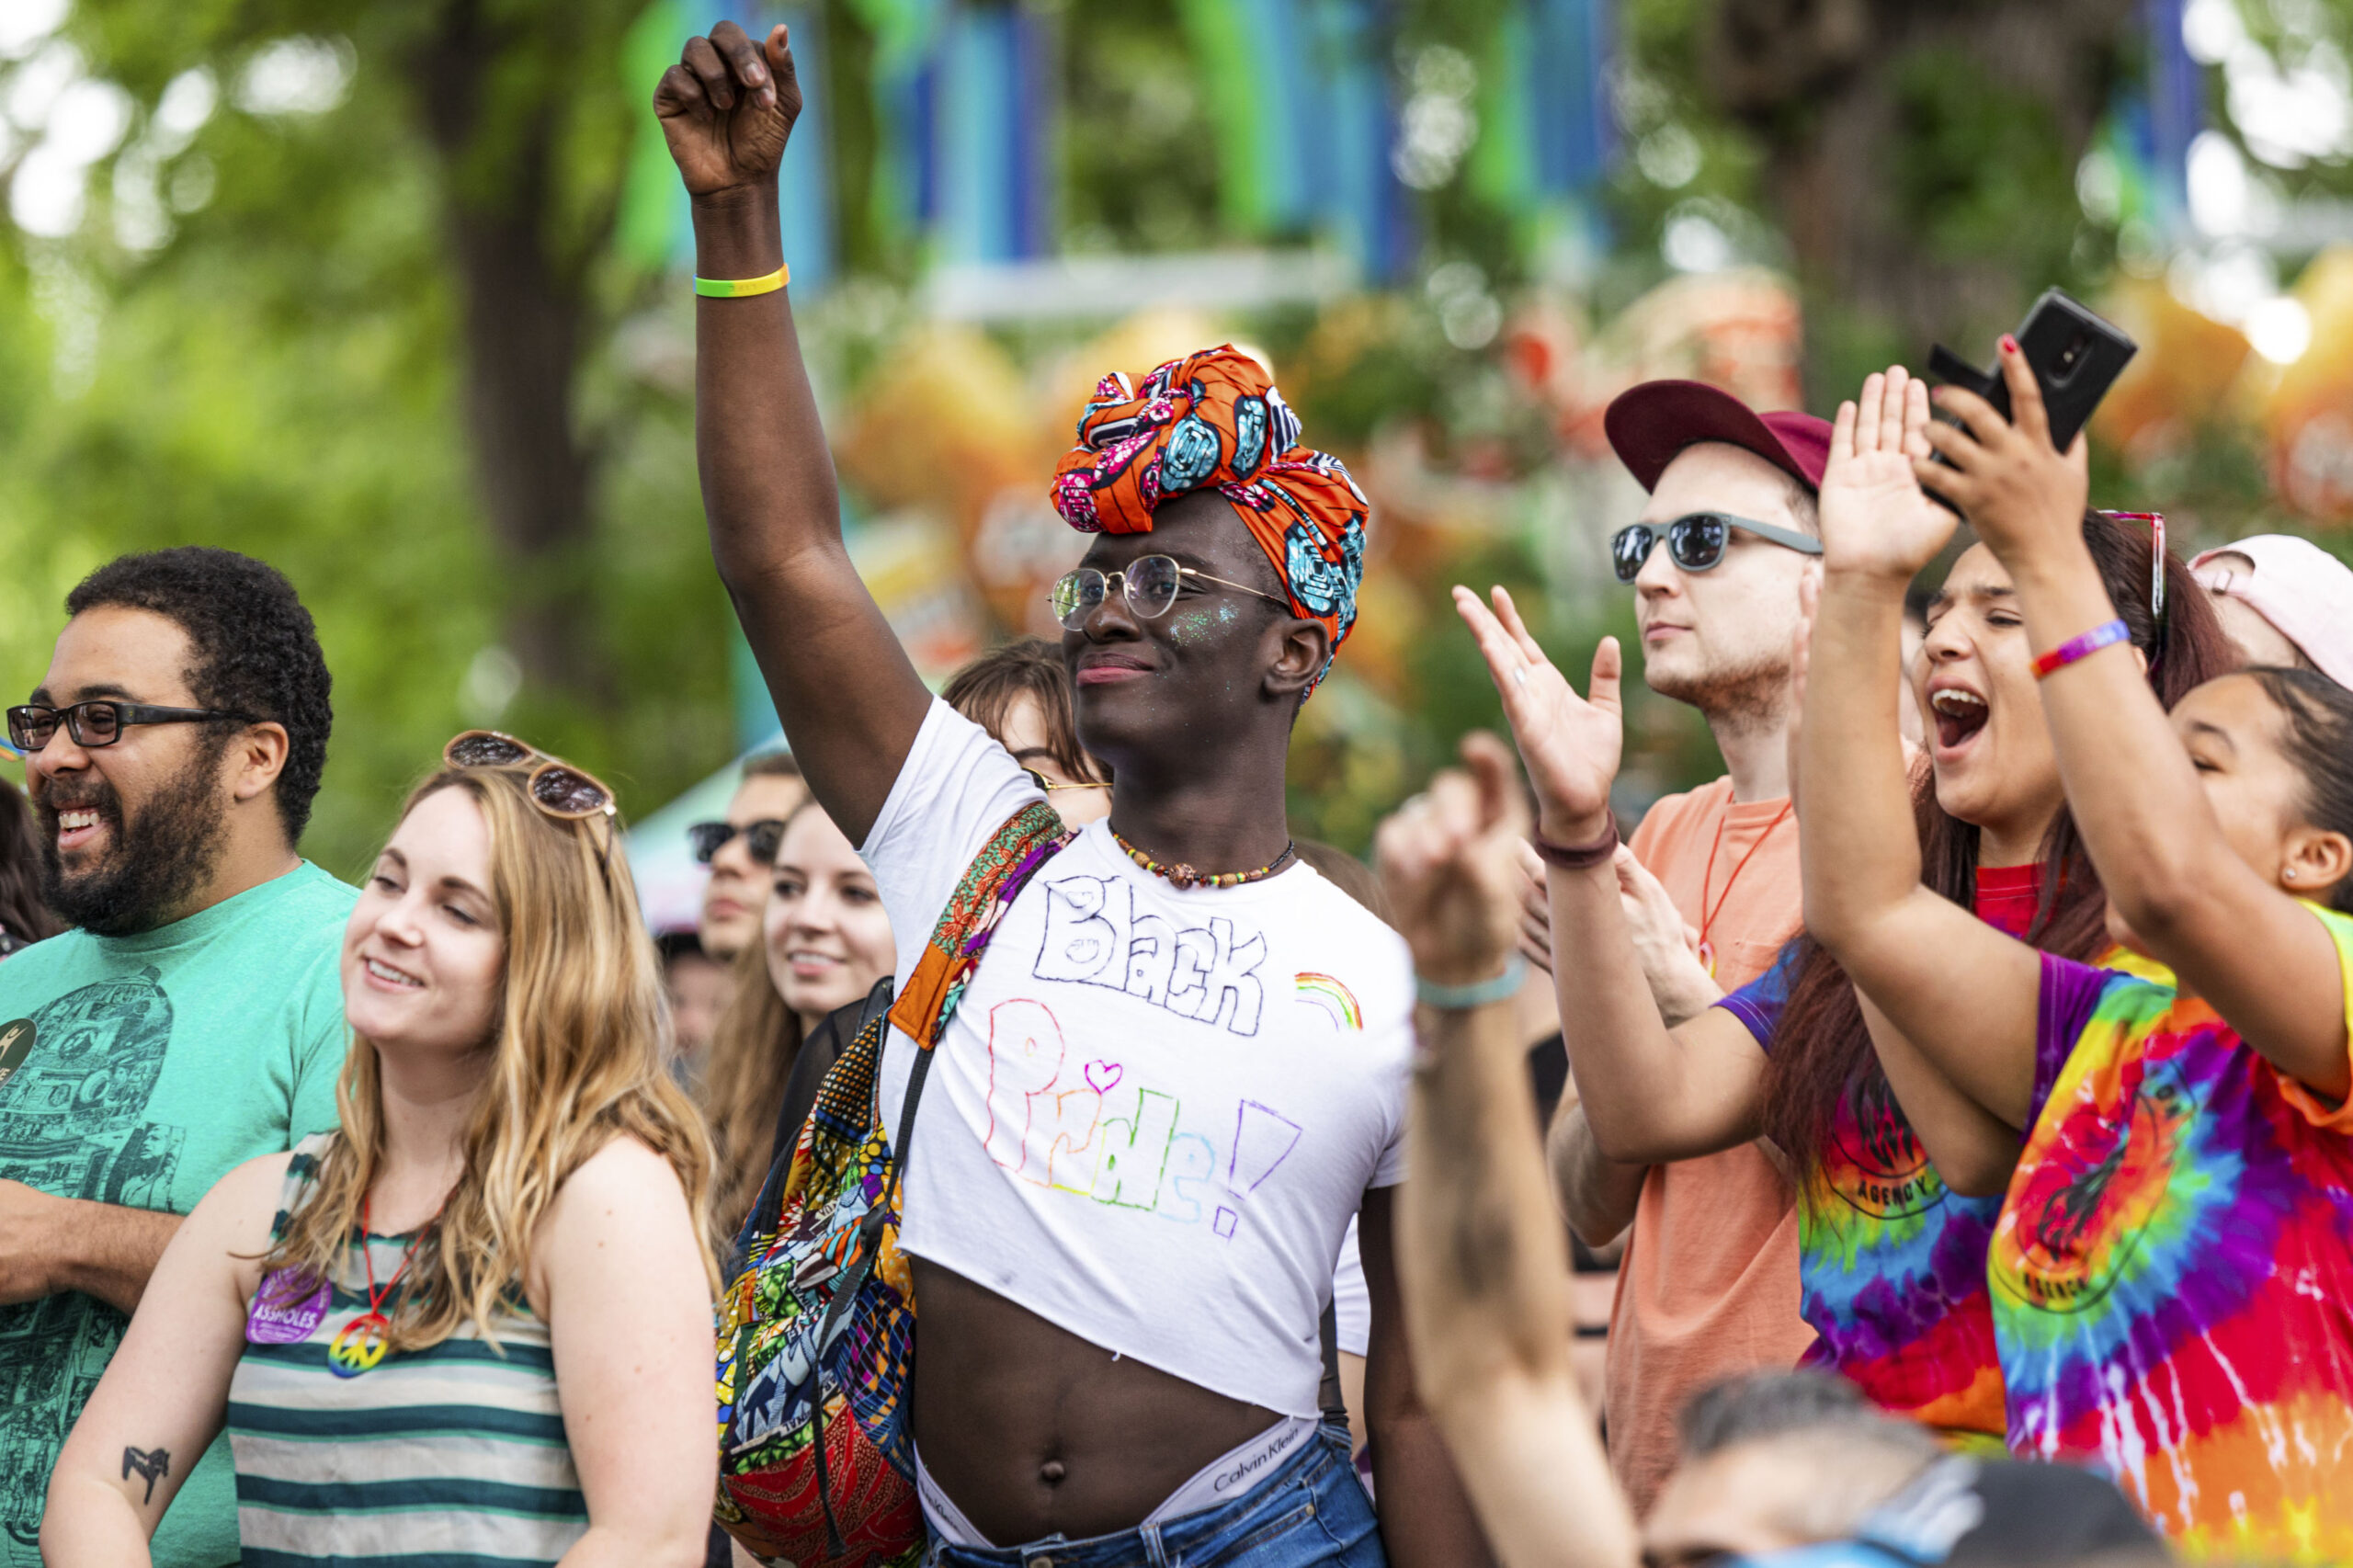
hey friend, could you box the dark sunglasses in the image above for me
[6,699,253,754]
[1609,513,1824,584]
[1050,554,1290,631]
[442,732,618,863]
[688,817,787,866]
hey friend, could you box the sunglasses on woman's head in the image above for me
[688,818,787,866]
[1049,554,1290,631]
[442,731,619,863]
[1608,513,1824,584]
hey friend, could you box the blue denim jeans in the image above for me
[924,1423,1385,1568]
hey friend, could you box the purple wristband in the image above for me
[2031,619,2130,680]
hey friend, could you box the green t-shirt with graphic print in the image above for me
[0,860,355,1567]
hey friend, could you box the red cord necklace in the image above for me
[326,1196,433,1379]
[1694,800,1793,976]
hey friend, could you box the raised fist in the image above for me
[653,20,801,199]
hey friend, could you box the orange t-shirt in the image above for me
[1604,778,1816,1514]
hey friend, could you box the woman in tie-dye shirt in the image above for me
[1802,335,2353,1557]
[1489,364,2226,1446]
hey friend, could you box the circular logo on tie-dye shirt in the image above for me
[1999,1070,2191,1313]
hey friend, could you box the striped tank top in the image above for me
[225,1133,588,1566]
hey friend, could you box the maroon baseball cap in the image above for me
[1604,380,1831,494]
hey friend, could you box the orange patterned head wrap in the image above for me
[1050,345,1368,694]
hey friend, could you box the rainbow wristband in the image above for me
[693,264,790,299]
[2030,619,2130,680]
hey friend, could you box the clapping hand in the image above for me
[1452,585,1620,846]
[1916,336,2090,563]
[1819,365,1955,584]
[653,20,801,198]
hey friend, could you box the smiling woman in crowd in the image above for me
[41,734,719,1568]
[701,798,897,1240]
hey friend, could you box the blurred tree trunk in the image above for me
[1702,0,2138,387]
[407,0,613,705]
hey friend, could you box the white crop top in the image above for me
[863,700,1413,1415]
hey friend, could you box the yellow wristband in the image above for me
[694,265,789,299]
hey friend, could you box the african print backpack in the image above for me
[713,802,1072,1568]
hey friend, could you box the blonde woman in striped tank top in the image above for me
[43,736,721,1568]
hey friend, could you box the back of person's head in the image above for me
[1761,510,2233,1177]
[0,781,61,952]
[945,639,1099,786]
[743,749,801,785]
[1647,1373,1942,1561]
[268,756,717,1349]
[1295,839,1392,924]
[64,548,333,844]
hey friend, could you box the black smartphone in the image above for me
[1923,290,2138,506]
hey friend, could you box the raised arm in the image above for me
[1925,344,2352,1100]
[1455,590,1766,1165]
[1544,1106,1646,1249]
[42,1155,284,1565]
[1379,755,1636,1568]
[1799,372,2042,1129]
[654,22,931,843]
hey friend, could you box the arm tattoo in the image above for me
[121,1446,170,1505]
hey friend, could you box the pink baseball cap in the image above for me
[1604,380,1833,494]
[2190,534,2353,689]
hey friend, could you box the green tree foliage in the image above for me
[0,1,736,877]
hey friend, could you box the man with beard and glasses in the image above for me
[0,547,352,1568]
[1534,384,1829,1515]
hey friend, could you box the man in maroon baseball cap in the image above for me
[1537,379,1832,1514]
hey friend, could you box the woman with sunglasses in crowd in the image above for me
[1464,366,2230,1453]
[1799,340,2353,1553]
[43,733,720,1568]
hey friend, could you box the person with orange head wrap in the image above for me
[1052,346,1369,692]
[652,24,1492,1563]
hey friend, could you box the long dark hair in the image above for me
[0,781,62,950]
[1757,513,2235,1179]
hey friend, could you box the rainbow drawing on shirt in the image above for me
[1989,906,2353,1561]
[1293,972,1361,1031]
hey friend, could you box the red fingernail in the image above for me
[2000,334,2018,353]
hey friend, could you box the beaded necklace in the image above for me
[1112,827,1296,891]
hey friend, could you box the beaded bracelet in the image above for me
[2030,619,2130,680]
[693,264,790,298]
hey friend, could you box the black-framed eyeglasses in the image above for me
[1050,555,1291,631]
[1609,513,1824,584]
[6,700,254,754]
[688,817,787,866]
[442,731,619,867]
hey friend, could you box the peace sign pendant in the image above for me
[1698,939,1717,978]
[327,1311,392,1378]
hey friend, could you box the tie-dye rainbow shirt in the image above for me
[1714,866,2044,1443]
[1996,904,2353,1559]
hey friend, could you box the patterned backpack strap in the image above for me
[887,800,1073,1051]
[805,798,1072,1349]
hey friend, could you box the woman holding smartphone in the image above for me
[41,733,720,1568]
